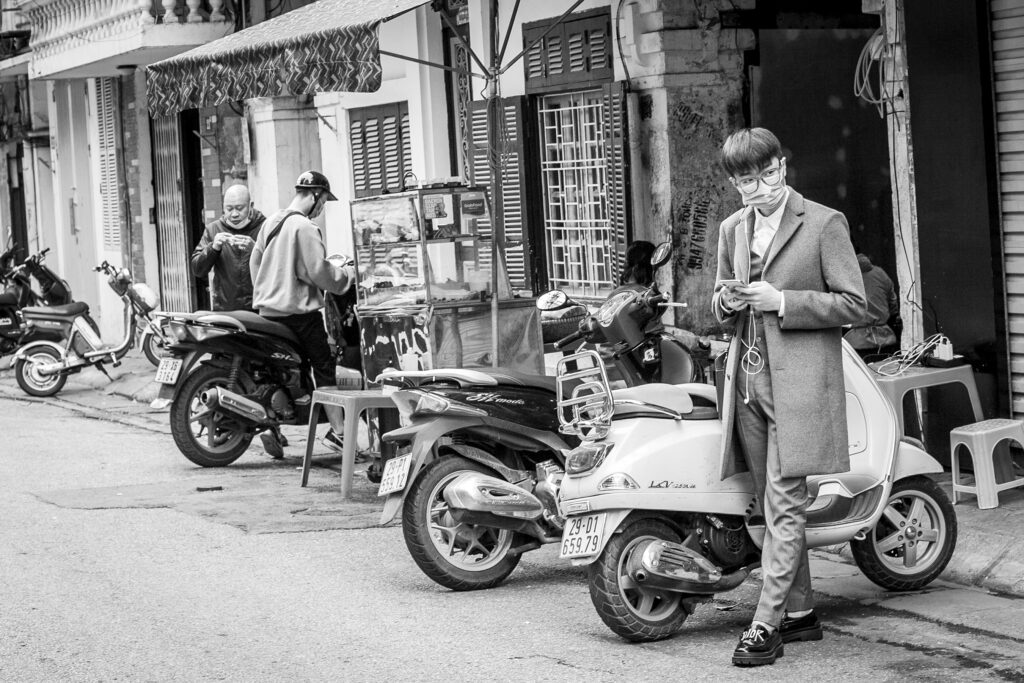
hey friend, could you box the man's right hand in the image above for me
[212,232,231,251]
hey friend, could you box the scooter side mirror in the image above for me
[651,241,672,269]
[536,289,569,311]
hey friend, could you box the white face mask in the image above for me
[741,183,787,210]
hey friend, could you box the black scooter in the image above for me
[376,241,701,591]
[158,310,325,467]
[0,244,72,356]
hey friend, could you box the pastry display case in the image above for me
[349,186,542,380]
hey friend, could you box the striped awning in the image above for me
[145,0,428,117]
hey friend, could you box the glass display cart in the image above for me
[350,185,542,382]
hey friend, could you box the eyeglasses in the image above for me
[731,160,785,193]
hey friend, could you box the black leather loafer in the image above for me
[732,624,784,666]
[780,611,823,643]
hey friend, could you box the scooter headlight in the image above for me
[598,473,640,491]
[390,389,487,419]
[168,320,190,342]
[191,325,233,342]
[565,442,614,475]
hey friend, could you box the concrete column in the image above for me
[246,96,323,218]
[132,68,159,291]
[620,0,754,334]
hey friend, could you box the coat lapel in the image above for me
[764,188,805,273]
[735,207,755,283]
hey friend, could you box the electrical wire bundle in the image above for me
[872,334,951,377]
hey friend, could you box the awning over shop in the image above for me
[145,0,428,117]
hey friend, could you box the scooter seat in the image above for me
[0,291,19,306]
[206,310,299,343]
[479,368,557,393]
[612,383,696,417]
[22,301,88,318]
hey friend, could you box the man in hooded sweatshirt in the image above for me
[191,184,266,311]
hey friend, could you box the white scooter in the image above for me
[13,262,161,397]
[553,288,957,642]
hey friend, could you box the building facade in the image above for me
[4,0,1023,435]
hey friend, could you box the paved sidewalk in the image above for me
[2,349,1023,597]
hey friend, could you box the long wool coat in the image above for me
[712,189,867,480]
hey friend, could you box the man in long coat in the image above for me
[711,128,866,667]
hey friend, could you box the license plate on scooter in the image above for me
[155,358,183,384]
[559,513,606,558]
[377,453,413,496]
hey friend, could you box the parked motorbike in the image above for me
[154,308,312,466]
[0,244,73,356]
[551,304,958,642]
[13,262,159,397]
[377,242,701,591]
[157,256,366,466]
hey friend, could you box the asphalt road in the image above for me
[2,392,1024,682]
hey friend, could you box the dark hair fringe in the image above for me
[722,127,783,177]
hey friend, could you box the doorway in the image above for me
[749,24,893,280]
[6,143,28,253]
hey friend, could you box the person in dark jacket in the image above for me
[844,252,900,356]
[190,184,266,311]
[609,240,656,297]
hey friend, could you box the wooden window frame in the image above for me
[349,101,412,199]
[522,7,614,95]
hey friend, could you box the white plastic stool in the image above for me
[949,418,1024,509]
[301,389,397,498]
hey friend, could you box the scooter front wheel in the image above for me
[850,475,957,591]
[402,455,521,591]
[14,345,67,397]
[588,518,693,642]
[169,364,253,467]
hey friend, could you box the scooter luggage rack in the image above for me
[555,349,614,440]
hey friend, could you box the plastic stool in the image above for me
[301,388,397,498]
[949,418,1024,509]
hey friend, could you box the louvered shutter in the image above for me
[993,0,1024,412]
[153,115,194,312]
[469,97,532,291]
[349,102,411,198]
[523,9,613,93]
[96,77,121,250]
[602,81,631,283]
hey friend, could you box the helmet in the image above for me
[294,170,337,201]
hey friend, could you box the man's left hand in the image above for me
[735,281,782,312]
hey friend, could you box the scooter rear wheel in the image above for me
[141,331,167,367]
[169,364,254,467]
[588,517,693,642]
[14,345,67,397]
[850,475,957,591]
[402,455,521,591]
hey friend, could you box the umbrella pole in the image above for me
[487,0,504,368]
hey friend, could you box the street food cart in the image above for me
[350,184,543,383]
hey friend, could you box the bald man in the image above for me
[191,184,267,311]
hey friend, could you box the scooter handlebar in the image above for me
[554,328,586,350]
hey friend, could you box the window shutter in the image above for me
[523,9,613,93]
[349,102,411,198]
[602,81,630,284]
[96,77,121,250]
[469,97,532,291]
